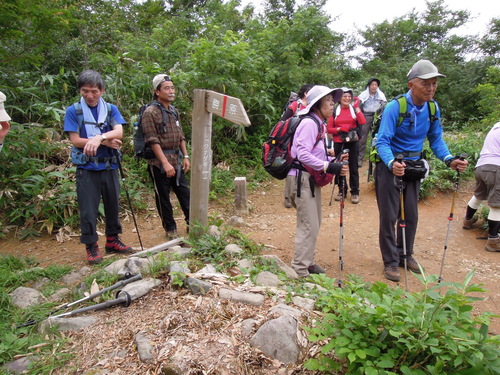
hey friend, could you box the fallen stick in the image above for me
[130,238,184,258]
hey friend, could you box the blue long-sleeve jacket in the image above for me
[376,91,453,168]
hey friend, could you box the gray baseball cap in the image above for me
[407,60,446,81]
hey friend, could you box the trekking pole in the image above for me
[329,149,350,206]
[337,159,349,288]
[49,290,132,319]
[438,153,468,283]
[115,152,144,251]
[16,273,142,328]
[396,154,409,292]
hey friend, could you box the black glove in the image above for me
[326,161,342,175]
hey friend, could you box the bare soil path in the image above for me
[1,164,499,335]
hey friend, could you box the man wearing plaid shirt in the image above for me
[141,74,191,238]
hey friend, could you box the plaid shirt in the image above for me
[141,102,185,168]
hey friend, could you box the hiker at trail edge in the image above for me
[282,84,314,208]
[358,78,386,167]
[375,59,468,282]
[287,85,348,277]
[327,87,366,204]
[141,74,190,239]
[0,91,12,154]
[463,121,500,253]
[64,70,133,265]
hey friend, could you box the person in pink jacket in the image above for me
[327,87,366,204]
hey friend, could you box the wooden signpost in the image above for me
[190,90,251,230]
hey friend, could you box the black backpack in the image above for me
[262,114,322,179]
[133,101,179,159]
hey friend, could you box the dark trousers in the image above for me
[358,113,374,163]
[334,141,360,195]
[76,168,122,245]
[374,162,419,267]
[149,165,190,232]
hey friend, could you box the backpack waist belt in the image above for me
[363,111,375,116]
[395,151,422,158]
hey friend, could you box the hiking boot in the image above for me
[399,257,422,274]
[485,237,500,252]
[284,198,292,208]
[86,242,103,265]
[462,216,478,230]
[308,264,325,274]
[105,235,133,254]
[166,230,178,240]
[351,194,359,204]
[383,266,400,282]
[334,192,344,202]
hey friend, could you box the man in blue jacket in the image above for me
[64,70,132,264]
[375,60,468,282]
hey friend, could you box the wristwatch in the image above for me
[184,155,189,159]
[101,134,107,141]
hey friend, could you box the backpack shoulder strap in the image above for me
[427,100,438,123]
[73,102,84,133]
[395,94,411,127]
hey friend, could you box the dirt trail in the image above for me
[1,164,498,333]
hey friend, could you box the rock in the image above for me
[228,215,246,227]
[250,315,300,364]
[49,287,71,302]
[241,318,258,338]
[270,303,302,318]
[104,259,128,274]
[237,259,254,271]
[117,257,153,278]
[254,271,281,287]
[184,277,212,295]
[218,288,264,306]
[40,316,98,332]
[291,295,315,310]
[135,331,155,363]
[166,246,191,258]
[208,225,221,238]
[10,287,46,308]
[2,356,38,374]
[61,267,91,285]
[224,244,243,255]
[121,278,162,301]
[169,261,190,274]
[262,254,299,280]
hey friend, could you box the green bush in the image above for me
[304,271,500,374]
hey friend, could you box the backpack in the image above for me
[280,91,299,118]
[367,95,438,178]
[70,102,118,166]
[133,101,179,159]
[262,115,322,180]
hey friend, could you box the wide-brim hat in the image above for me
[340,87,354,98]
[407,60,445,81]
[296,85,343,116]
[366,78,380,87]
[0,91,11,122]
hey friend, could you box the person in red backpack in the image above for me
[287,85,347,277]
[327,87,366,204]
[282,84,314,208]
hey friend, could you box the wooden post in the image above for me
[190,89,213,228]
[190,90,251,233]
[234,177,248,215]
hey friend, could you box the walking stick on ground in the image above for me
[49,290,132,319]
[337,159,349,288]
[397,154,409,292]
[16,273,142,328]
[116,154,144,251]
[438,154,468,283]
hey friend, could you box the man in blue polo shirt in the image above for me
[64,70,132,264]
[375,60,468,282]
